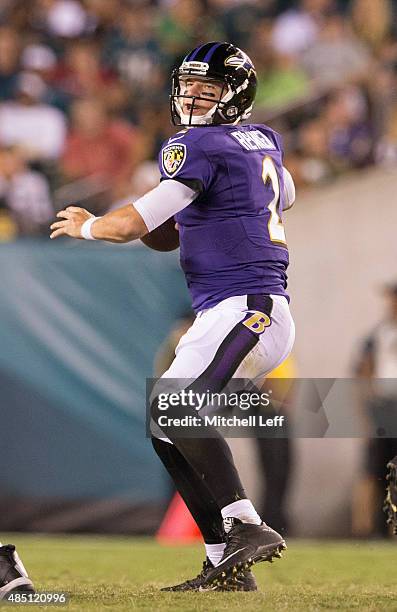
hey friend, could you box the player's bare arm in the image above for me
[50,203,148,242]
[50,179,199,243]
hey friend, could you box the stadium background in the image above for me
[0,0,396,540]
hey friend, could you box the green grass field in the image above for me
[1,535,396,611]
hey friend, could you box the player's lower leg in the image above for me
[0,544,35,601]
[384,455,397,534]
[152,436,284,590]
[152,438,249,591]
[152,436,224,543]
[169,435,286,578]
[178,433,286,584]
[152,437,224,589]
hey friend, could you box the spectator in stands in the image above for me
[84,0,120,31]
[350,0,392,52]
[101,2,167,120]
[209,0,268,50]
[0,71,67,162]
[0,26,21,101]
[1,1,32,31]
[290,116,335,186]
[250,18,311,111]
[324,86,373,170]
[51,38,117,106]
[376,104,397,166]
[271,0,335,57]
[370,38,397,153]
[102,2,161,93]
[61,97,144,208]
[352,283,397,537]
[0,1,16,22]
[300,13,371,89]
[157,0,221,65]
[0,145,54,236]
[21,44,57,76]
[20,43,71,113]
[256,51,311,111]
[34,0,90,40]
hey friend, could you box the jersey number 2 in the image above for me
[262,156,287,246]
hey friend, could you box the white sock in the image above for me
[221,499,262,526]
[205,543,226,566]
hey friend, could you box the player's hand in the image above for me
[50,206,93,240]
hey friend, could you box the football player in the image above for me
[0,544,35,600]
[50,42,296,591]
[384,456,397,534]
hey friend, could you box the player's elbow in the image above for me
[116,209,148,242]
[121,221,145,242]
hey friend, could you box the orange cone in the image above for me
[157,492,202,544]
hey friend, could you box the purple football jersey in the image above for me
[158,124,290,312]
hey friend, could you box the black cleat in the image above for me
[384,455,397,535]
[0,544,35,601]
[201,567,258,592]
[202,519,286,588]
[161,556,257,592]
[161,558,212,592]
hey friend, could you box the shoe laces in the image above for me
[222,527,243,557]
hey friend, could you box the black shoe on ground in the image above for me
[161,556,257,592]
[201,566,258,592]
[0,544,34,601]
[202,519,286,588]
[384,455,397,535]
[161,558,211,592]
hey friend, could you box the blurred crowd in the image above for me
[0,0,396,238]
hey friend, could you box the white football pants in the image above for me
[152,294,295,441]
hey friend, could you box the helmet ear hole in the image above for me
[225,106,238,118]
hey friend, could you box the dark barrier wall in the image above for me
[0,240,190,532]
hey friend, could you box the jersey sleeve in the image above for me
[158,136,214,193]
[132,179,199,232]
[282,167,295,210]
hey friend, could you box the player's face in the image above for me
[179,77,224,116]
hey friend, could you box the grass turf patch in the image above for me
[1,535,396,611]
